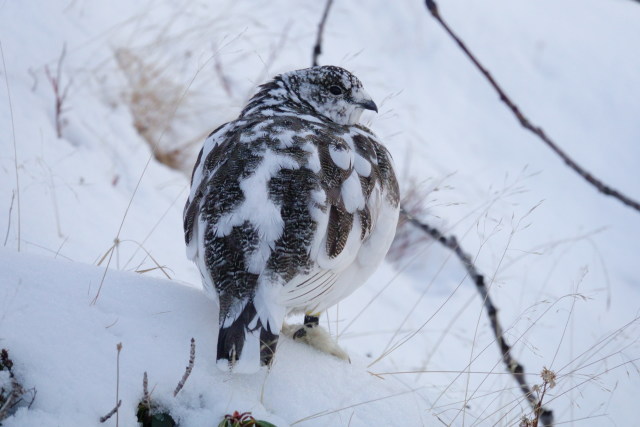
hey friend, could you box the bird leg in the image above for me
[283,312,350,362]
[293,314,320,338]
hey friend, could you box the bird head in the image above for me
[280,65,378,126]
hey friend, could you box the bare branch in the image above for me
[424,0,640,214]
[401,208,554,427]
[311,0,335,66]
[213,48,233,98]
[173,338,195,397]
[44,43,72,139]
[99,400,122,423]
[142,371,150,405]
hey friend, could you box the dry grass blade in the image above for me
[403,209,553,425]
[91,46,217,305]
[3,191,15,247]
[1,41,21,251]
[469,302,633,425]
[118,239,173,280]
[290,388,421,425]
[121,187,186,272]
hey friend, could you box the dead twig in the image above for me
[0,377,26,421]
[312,0,335,66]
[44,43,72,139]
[213,48,233,98]
[99,400,122,423]
[173,338,195,397]
[142,371,150,406]
[424,0,640,214]
[401,208,554,427]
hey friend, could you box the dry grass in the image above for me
[387,176,452,264]
[115,48,207,173]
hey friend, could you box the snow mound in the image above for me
[0,249,424,426]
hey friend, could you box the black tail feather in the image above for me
[259,326,279,366]
[217,300,280,369]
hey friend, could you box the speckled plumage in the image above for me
[184,66,400,372]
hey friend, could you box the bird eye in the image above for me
[329,85,343,96]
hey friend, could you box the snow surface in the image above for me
[0,248,423,426]
[1,0,640,426]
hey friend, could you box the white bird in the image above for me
[184,65,400,372]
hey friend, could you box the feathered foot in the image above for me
[282,314,350,362]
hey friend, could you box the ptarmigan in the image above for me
[183,65,400,373]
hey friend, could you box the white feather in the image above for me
[341,171,365,213]
[329,145,352,170]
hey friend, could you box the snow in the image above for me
[1,0,640,426]
[0,249,423,426]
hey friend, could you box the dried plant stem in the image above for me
[402,208,553,426]
[99,400,122,423]
[311,0,335,66]
[92,49,217,305]
[1,42,21,251]
[115,343,122,426]
[213,50,233,97]
[173,338,195,397]
[0,377,25,420]
[142,371,150,405]
[44,43,71,139]
[424,0,640,214]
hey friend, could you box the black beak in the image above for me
[359,99,378,113]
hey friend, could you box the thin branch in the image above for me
[173,338,195,397]
[44,43,71,139]
[213,47,233,98]
[99,400,122,423]
[402,208,554,427]
[424,0,640,214]
[311,0,335,66]
[142,371,150,406]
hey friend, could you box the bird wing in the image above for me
[276,123,400,311]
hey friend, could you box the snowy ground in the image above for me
[1,0,640,426]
